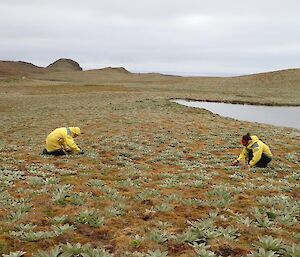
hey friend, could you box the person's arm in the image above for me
[231,148,246,166]
[237,148,247,163]
[65,135,81,154]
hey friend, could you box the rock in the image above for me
[46,58,82,72]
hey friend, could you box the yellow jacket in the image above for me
[46,127,81,153]
[237,135,272,167]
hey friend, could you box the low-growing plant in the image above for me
[217,226,240,240]
[254,236,283,252]
[117,178,141,188]
[75,209,104,228]
[188,218,220,239]
[33,246,60,257]
[188,180,204,188]
[134,249,168,257]
[181,197,205,206]
[211,197,233,208]
[51,224,75,236]
[51,215,68,224]
[87,179,105,188]
[281,244,300,257]
[54,168,77,176]
[191,242,216,257]
[10,230,50,242]
[45,177,60,185]
[154,203,174,213]
[27,176,45,187]
[135,189,161,201]
[32,243,114,257]
[2,251,26,257]
[52,184,73,205]
[105,206,125,217]
[147,229,169,244]
[277,213,298,226]
[156,221,172,229]
[253,208,274,228]
[247,248,279,257]
[131,235,144,249]
[81,247,114,257]
[172,229,199,244]
[14,223,37,231]
[164,193,182,203]
[68,192,89,206]
[5,209,24,222]
[59,242,86,257]
[255,216,274,228]
[235,215,253,227]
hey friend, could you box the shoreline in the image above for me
[169,97,300,107]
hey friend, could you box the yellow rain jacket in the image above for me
[46,127,81,154]
[237,135,272,167]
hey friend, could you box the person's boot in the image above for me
[41,149,48,155]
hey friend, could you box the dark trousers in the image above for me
[41,149,69,156]
[255,154,272,167]
[248,152,272,168]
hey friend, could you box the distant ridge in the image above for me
[84,66,131,75]
[46,58,82,72]
[0,61,42,76]
[98,66,130,73]
[1,58,300,80]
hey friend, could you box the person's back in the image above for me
[46,127,67,152]
[244,135,272,167]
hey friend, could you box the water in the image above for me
[172,99,300,129]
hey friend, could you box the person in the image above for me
[231,133,272,168]
[42,127,83,156]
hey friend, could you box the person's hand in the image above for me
[242,164,250,170]
[78,150,84,155]
[230,160,239,166]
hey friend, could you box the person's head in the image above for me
[71,127,81,137]
[241,133,251,146]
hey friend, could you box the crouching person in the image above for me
[42,127,83,156]
[231,133,272,168]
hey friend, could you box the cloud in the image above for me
[1,0,300,75]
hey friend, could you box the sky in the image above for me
[1,0,300,76]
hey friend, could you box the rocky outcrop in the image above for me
[98,67,130,74]
[46,58,82,72]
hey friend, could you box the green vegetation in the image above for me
[0,69,299,256]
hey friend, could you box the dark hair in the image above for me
[242,133,251,142]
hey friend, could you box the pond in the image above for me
[172,99,300,129]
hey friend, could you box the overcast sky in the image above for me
[1,0,300,76]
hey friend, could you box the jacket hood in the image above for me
[248,135,259,147]
[70,127,81,136]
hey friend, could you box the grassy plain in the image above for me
[0,69,299,257]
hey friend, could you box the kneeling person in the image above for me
[42,127,83,156]
[232,133,272,168]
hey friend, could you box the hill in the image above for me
[96,66,130,74]
[1,58,299,105]
[46,58,82,72]
[0,58,82,76]
[0,61,42,76]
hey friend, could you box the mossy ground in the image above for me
[0,81,299,256]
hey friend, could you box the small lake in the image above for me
[172,99,300,129]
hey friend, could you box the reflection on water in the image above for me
[172,99,300,129]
